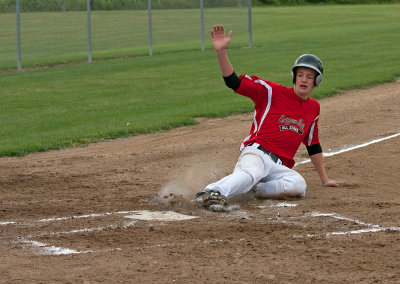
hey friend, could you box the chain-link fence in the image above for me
[0,0,252,71]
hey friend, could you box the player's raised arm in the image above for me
[211,25,234,77]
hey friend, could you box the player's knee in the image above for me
[285,174,306,197]
[239,168,261,186]
[237,153,265,183]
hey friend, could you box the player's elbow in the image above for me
[223,71,242,91]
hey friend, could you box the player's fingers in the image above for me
[324,180,342,187]
[331,181,345,187]
[212,25,218,35]
[227,30,233,40]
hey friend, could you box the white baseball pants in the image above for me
[205,143,306,199]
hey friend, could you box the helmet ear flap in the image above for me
[291,68,296,84]
[315,73,323,87]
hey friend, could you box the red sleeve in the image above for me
[236,75,269,103]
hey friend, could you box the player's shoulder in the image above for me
[264,81,295,95]
[239,74,262,82]
[240,75,287,89]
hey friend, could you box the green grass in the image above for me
[0,4,399,156]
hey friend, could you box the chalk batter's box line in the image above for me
[6,213,140,255]
[278,212,400,238]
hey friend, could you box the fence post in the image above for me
[148,0,152,56]
[200,0,204,52]
[248,0,252,48]
[87,0,92,62]
[16,0,22,71]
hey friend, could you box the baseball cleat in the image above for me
[192,190,228,208]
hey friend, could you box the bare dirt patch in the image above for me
[1,79,399,283]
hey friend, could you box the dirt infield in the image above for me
[1,79,399,283]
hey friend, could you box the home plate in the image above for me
[125,210,197,221]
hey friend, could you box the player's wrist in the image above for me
[320,175,329,185]
[214,47,227,54]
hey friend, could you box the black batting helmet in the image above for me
[291,54,324,87]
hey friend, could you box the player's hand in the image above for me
[323,179,344,187]
[211,25,232,52]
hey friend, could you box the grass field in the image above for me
[0,4,399,157]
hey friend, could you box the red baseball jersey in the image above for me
[236,75,320,168]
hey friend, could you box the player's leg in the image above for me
[254,165,306,199]
[204,147,268,198]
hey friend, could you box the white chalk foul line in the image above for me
[296,132,400,166]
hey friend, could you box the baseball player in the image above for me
[193,24,343,208]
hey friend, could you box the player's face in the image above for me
[293,67,317,99]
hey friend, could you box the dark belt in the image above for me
[247,143,285,166]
